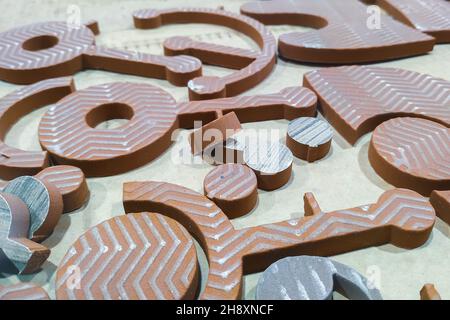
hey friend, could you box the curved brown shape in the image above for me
[303,66,450,144]
[133,7,276,100]
[241,0,435,64]
[56,212,199,300]
[39,82,179,177]
[4,176,63,242]
[123,181,435,300]
[378,0,450,43]
[0,283,49,300]
[36,165,89,213]
[0,165,90,213]
[286,117,333,162]
[0,192,49,274]
[369,117,450,196]
[420,284,442,300]
[0,21,202,85]
[204,164,257,218]
[39,83,316,177]
[0,77,74,180]
[430,190,450,225]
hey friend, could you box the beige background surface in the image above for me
[0,0,449,300]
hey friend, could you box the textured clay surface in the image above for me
[133,7,276,100]
[430,190,450,225]
[0,21,202,85]
[0,77,74,180]
[0,283,49,300]
[303,66,450,144]
[0,192,49,274]
[3,176,63,242]
[369,117,450,196]
[286,117,333,162]
[241,0,435,64]
[35,165,89,213]
[420,283,442,300]
[190,112,242,156]
[378,0,450,43]
[123,181,435,300]
[244,141,293,190]
[56,212,199,300]
[39,82,179,177]
[256,256,382,300]
[204,163,258,218]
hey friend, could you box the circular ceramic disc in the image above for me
[204,163,257,218]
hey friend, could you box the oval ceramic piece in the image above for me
[378,0,450,43]
[241,0,434,64]
[244,141,293,190]
[3,176,63,242]
[0,192,49,274]
[286,117,332,162]
[123,182,434,300]
[256,256,382,300]
[369,117,450,196]
[303,66,450,144]
[0,283,49,300]
[56,212,199,300]
[204,163,258,218]
[0,21,201,85]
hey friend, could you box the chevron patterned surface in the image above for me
[123,181,435,299]
[378,0,450,42]
[0,283,49,300]
[133,7,276,98]
[304,65,450,144]
[370,117,450,181]
[38,82,178,175]
[0,77,74,180]
[56,212,198,300]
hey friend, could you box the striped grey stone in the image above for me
[256,256,382,300]
[288,117,332,147]
[4,176,53,239]
[244,141,292,174]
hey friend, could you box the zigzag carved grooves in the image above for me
[56,212,198,300]
[369,117,450,196]
[133,7,277,99]
[378,0,450,43]
[204,164,256,200]
[0,77,74,180]
[123,181,435,300]
[0,283,49,300]
[38,82,178,177]
[240,0,435,63]
[303,65,450,144]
